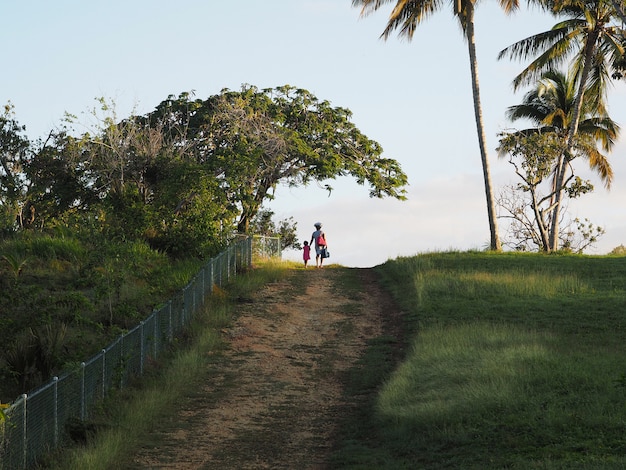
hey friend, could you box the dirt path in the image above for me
[129,267,402,469]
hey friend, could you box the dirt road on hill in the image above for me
[128,266,404,470]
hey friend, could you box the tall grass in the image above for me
[0,234,86,261]
[358,251,626,468]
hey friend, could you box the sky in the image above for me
[2,1,625,267]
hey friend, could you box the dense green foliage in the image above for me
[0,86,407,259]
[333,251,626,468]
[143,86,408,233]
[0,232,203,402]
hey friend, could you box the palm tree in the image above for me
[352,0,521,251]
[501,68,619,250]
[498,0,625,250]
[611,0,626,24]
[506,69,617,184]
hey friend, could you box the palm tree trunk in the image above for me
[465,6,501,251]
[548,30,599,251]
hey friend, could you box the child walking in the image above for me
[302,241,311,267]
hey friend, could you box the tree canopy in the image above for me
[0,86,408,258]
[144,85,408,233]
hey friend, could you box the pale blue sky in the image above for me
[2,1,625,266]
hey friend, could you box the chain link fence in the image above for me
[252,234,282,261]
[0,236,280,469]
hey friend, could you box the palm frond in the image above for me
[497,0,521,14]
[352,0,397,16]
[506,103,550,123]
[544,109,569,129]
[578,142,613,187]
[584,67,610,111]
[511,35,580,89]
[382,0,444,39]
[497,25,574,62]
[578,116,620,151]
[603,25,626,75]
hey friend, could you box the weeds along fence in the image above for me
[0,235,281,470]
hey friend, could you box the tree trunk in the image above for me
[237,215,250,234]
[531,190,550,251]
[465,7,501,251]
[237,197,263,234]
[548,30,598,251]
[0,154,17,196]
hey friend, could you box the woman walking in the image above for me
[310,222,328,268]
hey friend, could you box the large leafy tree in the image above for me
[21,98,236,257]
[498,0,625,250]
[27,87,405,255]
[497,132,567,250]
[77,98,165,203]
[146,85,408,234]
[1,106,98,234]
[352,0,521,251]
[84,101,235,256]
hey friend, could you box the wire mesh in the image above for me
[0,236,280,469]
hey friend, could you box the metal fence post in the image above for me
[201,267,205,305]
[227,245,231,281]
[101,349,106,398]
[119,335,124,390]
[153,309,159,356]
[168,300,173,343]
[181,286,186,327]
[22,393,27,470]
[193,279,196,315]
[53,377,58,448]
[80,363,86,421]
[140,321,145,376]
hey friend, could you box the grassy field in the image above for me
[333,251,626,469]
[27,251,626,468]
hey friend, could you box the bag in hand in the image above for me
[322,248,330,259]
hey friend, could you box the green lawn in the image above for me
[333,251,626,469]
